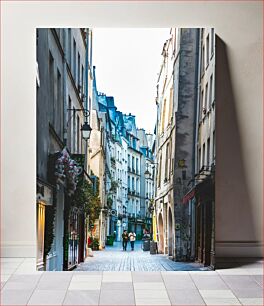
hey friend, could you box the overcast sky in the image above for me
[93,28,170,134]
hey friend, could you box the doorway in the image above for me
[168,207,173,256]
[158,213,164,253]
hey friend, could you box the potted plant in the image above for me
[90,237,100,251]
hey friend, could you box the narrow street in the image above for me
[76,241,209,271]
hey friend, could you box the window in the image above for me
[81,65,84,95]
[211,28,214,56]
[77,115,80,153]
[171,157,174,174]
[132,177,135,191]
[158,154,162,187]
[205,83,208,112]
[56,69,62,136]
[161,99,167,133]
[200,90,204,120]
[73,108,76,153]
[169,87,174,123]
[164,143,169,182]
[68,29,71,67]
[202,143,205,167]
[207,138,210,166]
[67,97,72,150]
[198,148,201,171]
[133,138,136,149]
[213,130,216,160]
[136,158,139,174]
[73,39,76,81]
[209,75,213,108]
[168,142,172,175]
[77,53,80,87]
[128,176,130,190]
[132,156,135,171]
[201,45,205,74]
[128,154,130,168]
[206,34,209,67]
[49,52,54,126]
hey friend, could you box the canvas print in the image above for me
[36,28,215,271]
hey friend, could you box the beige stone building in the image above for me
[155,29,176,256]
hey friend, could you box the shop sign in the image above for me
[110,209,117,216]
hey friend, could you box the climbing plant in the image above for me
[72,176,101,225]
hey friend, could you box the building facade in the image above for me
[193,28,216,267]
[172,28,200,261]
[37,28,93,270]
[155,30,176,256]
[154,28,216,267]
[137,130,155,234]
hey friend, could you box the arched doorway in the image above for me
[158,213,164,253]
[168,208,173,256]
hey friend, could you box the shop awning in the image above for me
[182,188,195,204]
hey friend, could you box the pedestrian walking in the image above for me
[122,230,129,251]
[129,231,136,251]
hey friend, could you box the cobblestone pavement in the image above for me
[76,241,209,271]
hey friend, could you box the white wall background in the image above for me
[1,1,262,258]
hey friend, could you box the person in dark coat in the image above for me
[122,230,129,251]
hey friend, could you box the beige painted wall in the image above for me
[1,1,262,258]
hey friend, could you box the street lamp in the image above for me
[67,108,92,141]
[144,169,151,178]
[81,121,92,140]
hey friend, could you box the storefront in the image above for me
[128,217,145,240]
[182,173,215,268]
[36,180,53,271]
[195,177,215,268]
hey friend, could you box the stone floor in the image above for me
[76,241,208,271]
[1,253,263,305]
